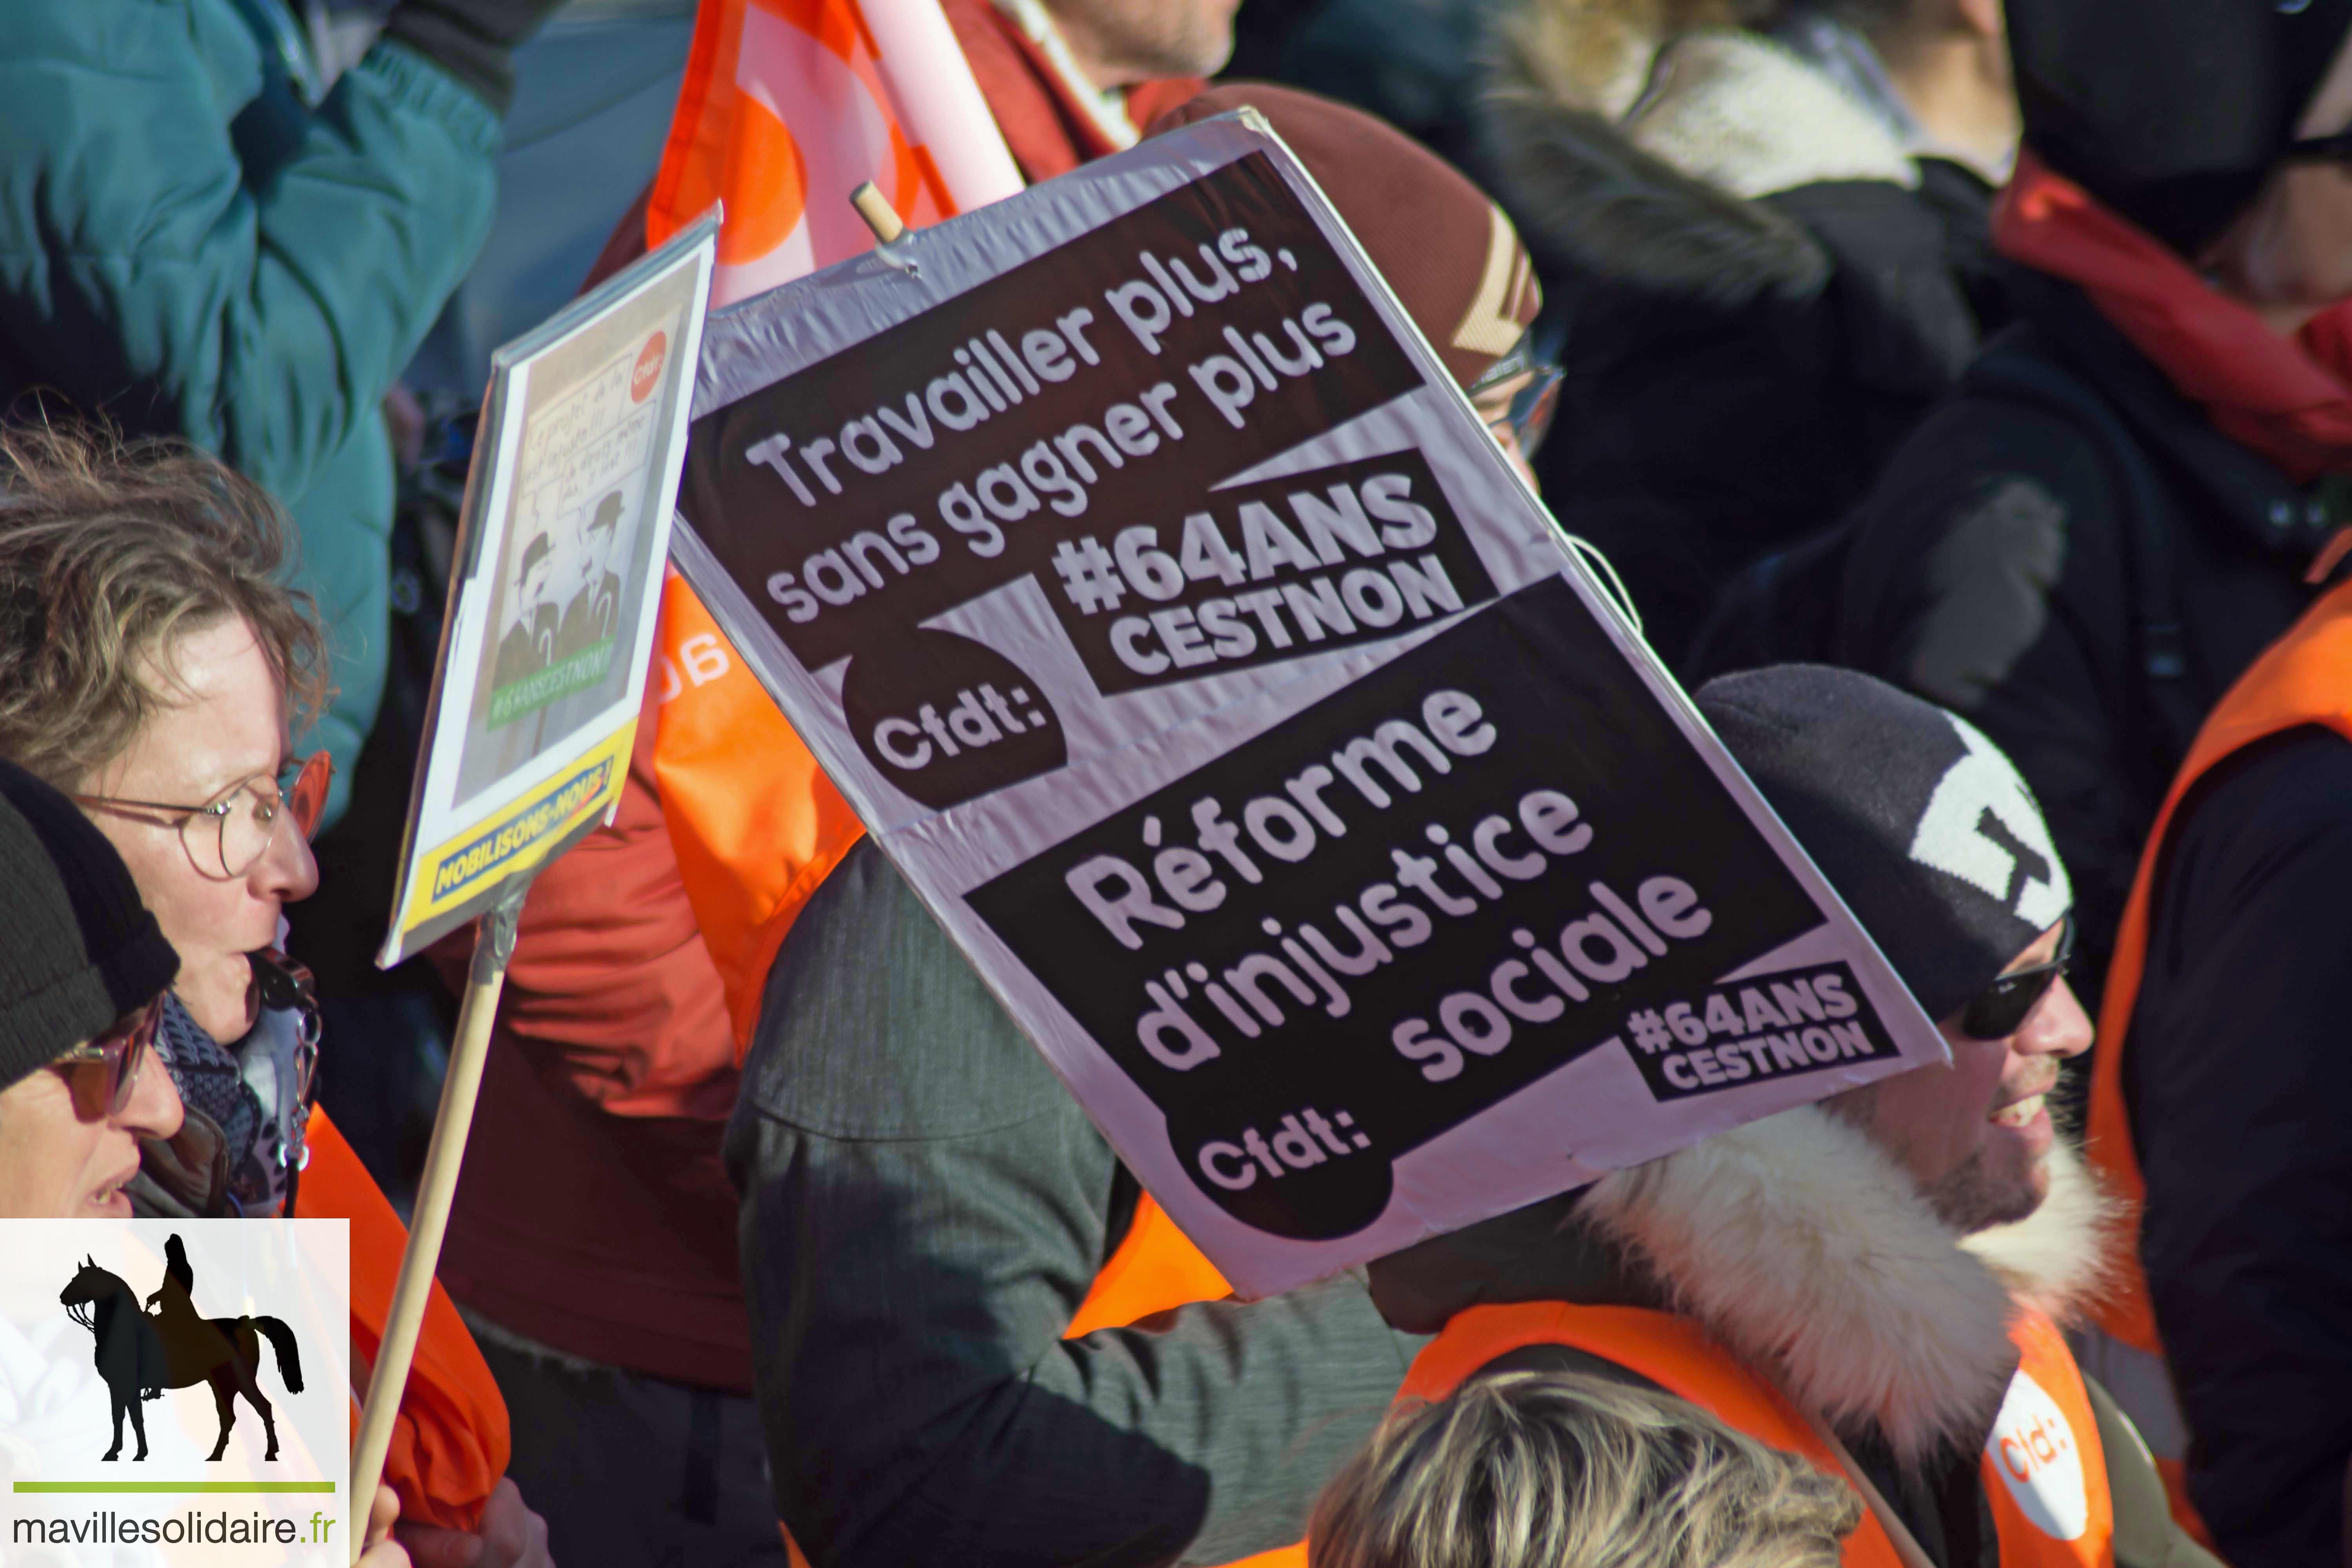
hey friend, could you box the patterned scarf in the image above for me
[156,995,294,1214]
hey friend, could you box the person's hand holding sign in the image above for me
[359,1486,412,1568]
[396,1478,555,1568]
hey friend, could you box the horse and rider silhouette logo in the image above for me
[58,1235,303,1463]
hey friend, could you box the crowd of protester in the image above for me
[2,0,2348,1565]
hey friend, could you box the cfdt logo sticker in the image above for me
[1985,1368,2089,1539]
[1,1220,350,1563]
[630,330,668,404]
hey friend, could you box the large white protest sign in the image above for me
[379,217,718,967]
[668,113,1949,1296]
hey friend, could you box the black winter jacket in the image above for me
[1836,270,2334,996]
[2129,726,2352,1568]
[1479,5,2008,664]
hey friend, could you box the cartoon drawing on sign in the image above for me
[555,491,629,665]
[59,1238,304,1463]
[490,528,560,700]
[450,297,698,809]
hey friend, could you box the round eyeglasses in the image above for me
[78,753,333,881]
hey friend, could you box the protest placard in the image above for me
[379,216,719,968]
[355,218,716,1547]
[668,113,1951,1297]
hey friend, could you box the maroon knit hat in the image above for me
[1147,83,1542,390]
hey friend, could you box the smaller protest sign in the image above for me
[378,217,718,968]
[357,218,718,1552]
[667,114,1951,1297]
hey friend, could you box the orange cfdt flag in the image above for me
[644,0,1024,1052]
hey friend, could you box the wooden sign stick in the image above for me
[348,875,531,1562]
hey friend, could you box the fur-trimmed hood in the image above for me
[1371,1103,2117,1466]
[1478,0,1920,308]
[1583,1103,2116,1464]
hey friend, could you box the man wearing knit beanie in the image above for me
[1835,0,2352,1019]
[1368,666,2217,1567]
[0,759,183,1217]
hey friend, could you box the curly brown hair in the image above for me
[0,423,332,790]
[1310,1371,1862,1568]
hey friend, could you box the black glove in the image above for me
[381,0,570,116]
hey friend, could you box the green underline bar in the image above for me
[15,1482,337,1494]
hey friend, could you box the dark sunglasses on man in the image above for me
[1959,915,2074,1040]
[52,992,165,1119]
[2287,129,2352,163]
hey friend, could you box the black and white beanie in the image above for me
[1696,667,2070,1022]
[0,759,179,1093]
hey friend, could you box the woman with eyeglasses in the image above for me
[0,426,550,1568]
[70,597,332,1218]
[0,759,418,1563]
[0,426,332,1217]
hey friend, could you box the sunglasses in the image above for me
[1960,916,2074,1041]
[78,753,333,881]
[53,994,163,1118]
[2287,131,2352,165]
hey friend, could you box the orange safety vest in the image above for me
[2085,570,2352,1536]
[649,573,869,1056]
[304,1107,510,1532]
[1069,1222,2116,1566]
[1401,1301,2114,1568]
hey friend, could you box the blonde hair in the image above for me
[0,423,330,789]
[1308,1372,1862,1568]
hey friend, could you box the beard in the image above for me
[1918,1143,2049,1234]
[1826,1083,2051,1235]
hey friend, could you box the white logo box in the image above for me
[0,1219,349,1564]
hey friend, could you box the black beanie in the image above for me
[2009,0,2352,257]
[1695,668,2069,1022]
[0,759,178,1094]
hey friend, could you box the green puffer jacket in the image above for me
[0,0,501,824]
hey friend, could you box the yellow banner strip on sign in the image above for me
[396,719,637,935]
